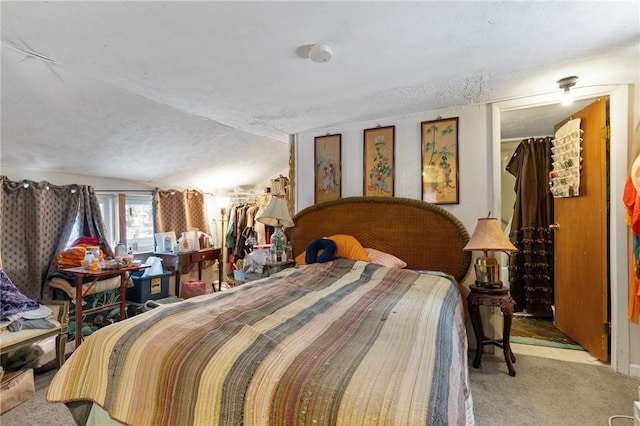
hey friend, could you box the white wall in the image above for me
[295,104,492,238]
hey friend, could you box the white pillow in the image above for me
[364,248,408,268]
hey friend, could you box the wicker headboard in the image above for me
[285,196,472,283]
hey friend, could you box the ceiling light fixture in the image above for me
[308,43,333,63]
[557,76,578,106]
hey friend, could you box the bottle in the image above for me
[115,242,126,259]
[98,255,106,270]
[163,235,172,252]
[83,250,94,270]
[285,242,293,262]
[269,244,276,263]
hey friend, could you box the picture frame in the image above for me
[363,125,395,197]
[421,117,459,204]
[314,134,342,204]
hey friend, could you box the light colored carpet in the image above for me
[469,350,639,426]
[1,351,639,425]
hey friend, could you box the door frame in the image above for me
[491,84,631,375]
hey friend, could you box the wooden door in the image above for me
[552,98,609,361]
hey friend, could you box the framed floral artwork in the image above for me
[421,117,459,204]
[363,126,394,197]
[314,134,342,204]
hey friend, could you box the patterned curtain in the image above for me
[153,188,208,236]
[0,176,79,300]
[0,177,112,300]
[78,186,114,259]
[506,137,555,316]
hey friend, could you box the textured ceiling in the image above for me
[1,1,638,192]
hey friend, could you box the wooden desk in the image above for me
[155,248,221,295]
[62,265,148,349]
[468,284,517,376]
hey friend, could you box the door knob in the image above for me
[549,223,560,230]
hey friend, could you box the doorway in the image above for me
[499,99,598,353]
[501,137,585,352]
[493,85,630,374]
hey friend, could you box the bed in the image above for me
[47,196,474,426]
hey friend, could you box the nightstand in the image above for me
[468,284,517,376]
[235,260,295,284]
[263,260,295,276]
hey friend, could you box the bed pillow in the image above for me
[365,248,408,268]
[295,234,370,265]
[328,235,370,261]
[304,238,337,264]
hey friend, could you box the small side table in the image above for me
[155,248,221,294]
[467,284,517,376]
[62,265,149,349]
[263,260,295,276]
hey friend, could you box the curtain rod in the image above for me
[95,190,153,194]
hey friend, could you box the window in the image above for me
[63,192,154,254]
[96,193,116,247]
[94,192,154,254]
[124,194,154,253]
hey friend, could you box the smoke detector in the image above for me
[308,44,332,63]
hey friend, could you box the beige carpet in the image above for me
[469,350,639,425]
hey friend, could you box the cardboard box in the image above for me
[127,271,170,303]
[0,368,35,414]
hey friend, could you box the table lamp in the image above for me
[463,217,518,288]
[256,196,294,262]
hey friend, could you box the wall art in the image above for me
[314,133,342,203]
[421,117,459,204]
[363,126,395,197]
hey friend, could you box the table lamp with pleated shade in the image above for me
[463,217,518,288]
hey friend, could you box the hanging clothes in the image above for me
[624,163,640,322]
[506,137,555,316]
[224,194,271,259]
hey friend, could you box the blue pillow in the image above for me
[305,238,337,264]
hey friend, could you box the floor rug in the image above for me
[510,315,584,350]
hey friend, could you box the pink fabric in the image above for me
[364,248,407,268]
[180,281,209,299]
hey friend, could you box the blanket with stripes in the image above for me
[47,259,474,425]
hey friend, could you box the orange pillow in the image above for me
[295,251,307,265]
[295,235,370,265]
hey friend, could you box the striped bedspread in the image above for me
[47,259,474,426]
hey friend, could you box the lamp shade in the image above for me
[256,196,294,228]
[463,218,517,252]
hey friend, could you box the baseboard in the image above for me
[629,363,640,377]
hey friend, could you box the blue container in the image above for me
[127,270,170,303]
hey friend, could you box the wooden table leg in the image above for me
[469,303,484,369]
[75,274,83,349]
[119,271,127,321]
[501,305,517,376]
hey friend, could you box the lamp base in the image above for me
[475,280,503,289]
[270,226,287,262]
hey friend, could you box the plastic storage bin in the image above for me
[127,270,170,303]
